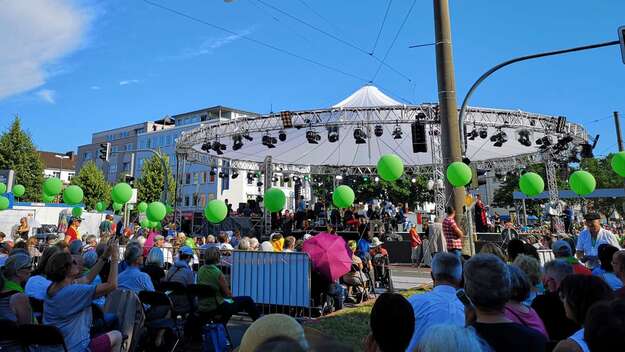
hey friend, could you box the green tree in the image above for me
[70,160,111,210]
[0,116,44,201]
[136,153,175,204]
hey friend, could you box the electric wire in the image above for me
[370,0,393,55]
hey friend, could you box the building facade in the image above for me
[38,151,76,184]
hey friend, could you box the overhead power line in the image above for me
[142,0,368,83]
[371,0,418,82]
[295,0,341,33]
[370,0,394,55]
[255,0,413,82]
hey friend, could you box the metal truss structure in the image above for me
[429,123,446,219]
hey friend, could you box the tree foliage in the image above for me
[312,174,433,209]
[0,116,44,201]
[136,153,175,204]
[70,160,111,210]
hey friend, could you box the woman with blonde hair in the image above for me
[479,242,507,263]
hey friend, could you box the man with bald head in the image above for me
[612,250,625,298]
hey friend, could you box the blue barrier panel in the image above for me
[231,251,311,308]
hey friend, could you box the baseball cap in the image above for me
[552,240,572,257]
[179,246,193,256]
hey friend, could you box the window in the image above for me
[126,143,133,151]
[68,173,75,180]
[159,136,164,146]
[53,171,61,178]
[111,145,119,153]
[83,152,92,160]
[184,196,190,207]
[122,162,130,172]
[200,114,208,121]
[202,172,207,184]
[185,173,191,184]
[166,135,172,146]
[193,173,199,184]
[109,163,117,179]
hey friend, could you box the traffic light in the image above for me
[98,143,111,162]
[618,26,625,64]
[124,175,135,186]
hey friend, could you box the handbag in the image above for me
[202,323,230,352]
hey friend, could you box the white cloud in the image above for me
[0,1,92,100]
[36,89,56,104]
[119,79,140,86]
[90,85,101,90]
[165,29,252,60]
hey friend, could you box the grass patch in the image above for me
[305,287,428,352]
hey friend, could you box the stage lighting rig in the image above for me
[392,124,403,139]
[212,140,226,155]
[374,125,383,137]
[306,129,321,144]
[327,126,339,143]
[354,126,367,144]
[517,130,532,147]
[467,128,478,140]
[231,170,239,179]
[490,129,507,147]
[262,134,277,148]
[278,130,287,142]
[479,127,488,139]
[232,134,243,150]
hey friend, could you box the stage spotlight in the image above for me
[406,169,414,175]
[411,177,417,183]
[328,126,339,143]
[490,130,507,147]
[292,175,299,181]
[201,142,211,152]
[243,133,253,141]
[335,175,343,180]
[218,171,225,178]
[374,176,380,182]
[517,130,532,147]
[374,125,383,137]
[306,130,321,144]
[212,141,225,155]
[257,181,263,187]
[427,179,434,190]
[354,127,367,144]
[479,128,488,139]
[231,170,239,179]
[536,136,552,147]
[467,129,478,140]
[232,134,243,150]
[580,142,594,158]
[283,175,290,182]
[262,134,277,148]
[416,111,426,119]
[392,124,403,139]
[278,130,287,142]
[272,177,278,183]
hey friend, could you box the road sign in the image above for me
[618,26,625,64]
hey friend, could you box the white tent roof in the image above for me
[332,85,402,108]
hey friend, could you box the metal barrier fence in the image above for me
[537,249,555,266]
[231,251,311,308]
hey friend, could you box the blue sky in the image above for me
[1,0,624,156]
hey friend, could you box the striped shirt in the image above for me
[443,216,462,250]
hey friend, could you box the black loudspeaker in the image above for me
[411,122,427,153]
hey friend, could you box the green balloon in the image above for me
[264,188,286,212]
[569,171,596,196]
[43,178,62,196]
[611,152,625,177]
[0,183,6,194]
[204,200,228,224]
[332,185,355,208]
[446,162,472,188]
[12,184,25,197]
[377,154,404,181]
[112,202,123,211]
[63,185,84,205]
[140,219,150,228]
[146,201,166,222]
[111,183,133,204]
[519,172,545,197]
[95,202,105,212]
[150,221,161,229]
[72,207,82,217]
[0,196,9,210]
[41,194,55,203]
[137,202,148,213]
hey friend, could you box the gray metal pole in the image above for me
[615,111,623,151]
[433,0,468,252]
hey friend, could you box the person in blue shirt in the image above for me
[406,252,465,351]
[44,242,122,352]
[118,245,155,294]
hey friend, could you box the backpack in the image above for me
[202,323,230,352]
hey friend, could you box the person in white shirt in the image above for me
[406,252,465,351]
[575,213,621,269]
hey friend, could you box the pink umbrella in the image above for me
[303,232,353,282]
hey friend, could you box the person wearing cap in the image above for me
[64,217,82,244]
[552,240,591,275]
[117,245,155,294]
[575,213,621,269]
[369,237,388,258]
[164,246,195,313]
[0,253,34,324]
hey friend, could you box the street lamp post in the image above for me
[54,154,70,183]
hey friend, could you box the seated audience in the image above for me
[512,254,543,304]
[593,243,623,290]
[552,240,591,275]
[504,265,548,338]
[506,239,526,263]
[464,253,547,352]
[260,241,274,252]
[196,247,260,324]
[343,240,368,299]
[118,244,155,293]
[531,259,577,342]
[553,275,614,352]
[479,242,507,263]
[238,314,308,352]
[270,233,284,252]
[283,236,296,252]
[406,252,465,351]
[583,298,625,352]
[613,250,625,298]
[69,239,83,255]
[365,293,414,352]
[0,254,33,324]
[142,247,166,289]
[164,245,195,313]
[369,237,388,258]
[216,232,234,250]
[25,245,62,300]
[27,237,41,258]
[417,324,485,352]
[237,237,250,251]
[43,246,122,351]
[249,237,260,251]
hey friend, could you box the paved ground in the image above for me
[201,264,432,349]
